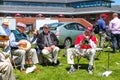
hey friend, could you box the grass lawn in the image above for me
[14,47,120,80]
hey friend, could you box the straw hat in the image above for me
[2,19,9,26]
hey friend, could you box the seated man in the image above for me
[37,24,60,66]
[9,22,39,73]
[67,27,97,74]
[0,18,16,80]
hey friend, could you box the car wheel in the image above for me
[64,38,71,48]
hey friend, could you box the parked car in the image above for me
[39,22,86,48]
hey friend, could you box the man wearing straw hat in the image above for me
[0,18,16,80]
[0,18,11,36]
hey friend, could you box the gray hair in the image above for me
[43,24,49,28]
[113,13,118,16]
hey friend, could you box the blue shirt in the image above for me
[0,25,11,36]
[97,18,106,32]
[0,25,11,53]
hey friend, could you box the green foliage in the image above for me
[14,47,120,80]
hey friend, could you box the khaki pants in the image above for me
[99,32,107,48]
[13,48,39,65]
[0,53,16,80]
[42,47,59,64]
[67,48,96,66]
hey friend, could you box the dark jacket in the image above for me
[37,31,59,50]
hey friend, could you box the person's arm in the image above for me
[37,33,45,49]
[89,36,97,49]
[75,35,82,49]
[51,32,59,46]
[9,33,19,47]
[101,20,106,30]
[0,26,7,35]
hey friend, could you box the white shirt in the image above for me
[109,17,120,34]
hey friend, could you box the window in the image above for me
[77,24,85,31]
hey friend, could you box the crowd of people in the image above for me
[0,12,120,80]
[97,13,120,53]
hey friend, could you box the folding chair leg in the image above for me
[10,57,17,69]
[93,61,96,70]
[77,56,81,70]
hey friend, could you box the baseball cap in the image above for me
[85,27,93,32]
[17,22,26,28]
[2,19,9,26]
[101,14,108,18]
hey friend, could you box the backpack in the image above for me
[93,23,99,34]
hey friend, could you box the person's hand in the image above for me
[79,41,82,46]
[99,31,102,34]
[51,45,55,49]
[3,41,9,46]
[33,29,38,36]
[44,47,52,52]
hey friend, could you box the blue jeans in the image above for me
[111,34,120,53]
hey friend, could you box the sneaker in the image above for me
[68,67,76,74]
[88,70,93,74]
[52,60,60,66]
[15,76,19,79]
[88,65,93,74]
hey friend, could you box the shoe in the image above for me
[68,67,76,74]
[88,65,93,74]
[20,69,26,73]
[15,76,19,79]
[26,65,36,74]
[88,70,93,74]
[52,60,60,66]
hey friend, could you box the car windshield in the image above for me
[49,23,63,27]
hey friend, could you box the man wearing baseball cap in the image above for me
[9,22,39,73]
[101,14,108,18]
[66,27,97,74]
[97,13,108,48]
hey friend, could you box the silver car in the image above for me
[39,22,85,48]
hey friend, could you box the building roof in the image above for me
[0,5,120,15]
[2,0,113,3]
